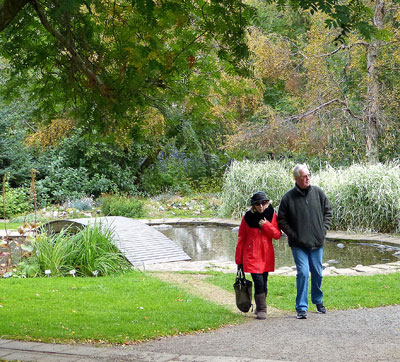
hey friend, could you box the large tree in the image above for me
[0,0,374,131]
[0,0,253,135]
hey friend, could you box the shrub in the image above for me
[219,160,294,218]
[100,194,144,218]
[65,196,96,211]
[2,185,32,219]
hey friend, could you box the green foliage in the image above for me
[2,183,31,219]
[140,156,192,195]
[100,195,144,219]
[0,0,251,134]
[0,101,35,187]
[219,159,294,218]
[34,129,141,203]
[19,225,132,277]
[69,224,132,276]
[25,230,76,277]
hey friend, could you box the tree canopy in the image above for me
[0,0,375,134]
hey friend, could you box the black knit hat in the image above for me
[250,191,268,205]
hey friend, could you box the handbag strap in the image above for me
[236,268,248,283]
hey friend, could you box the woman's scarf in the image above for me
[244,203,274,228]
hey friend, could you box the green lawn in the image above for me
[206,272,400,311]
[0,222,21,230]
[0,271,243,344]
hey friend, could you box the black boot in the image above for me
[254,293,266,320]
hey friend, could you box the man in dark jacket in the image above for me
[278,164,333,319]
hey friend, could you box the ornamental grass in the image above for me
[220,160,400,233]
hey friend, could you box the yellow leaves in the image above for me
[25,118,76,150]
[247,28,293,82]
[141,107,166,139]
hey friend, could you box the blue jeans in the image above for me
[291,246,324,312]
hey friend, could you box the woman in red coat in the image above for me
[235,191,281,319]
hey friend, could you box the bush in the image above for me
[100,195,144,218]
[140,158,192,195]
[315,163,400,233]
[219,160,294,218]
[1,185,31,219]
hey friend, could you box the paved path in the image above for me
[1,305,399,362]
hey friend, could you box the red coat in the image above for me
[235,213,281,274]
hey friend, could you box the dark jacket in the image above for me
[277,184,333,249]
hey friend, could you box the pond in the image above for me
[157,225,400,269]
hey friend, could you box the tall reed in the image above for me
[221,160,400,233]
[219,160,294,218]
[315,163,400,233]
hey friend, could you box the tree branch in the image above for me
[285,98,363,122]
[29,0,112,98]
[0,0,29,31]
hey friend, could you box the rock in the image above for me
[327,259,339,264]
[337,243,345,249]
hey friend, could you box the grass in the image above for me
[206,272,400,311]
[0,223,21,230]
[0,271,243,344]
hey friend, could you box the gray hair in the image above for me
[293,164,309,179]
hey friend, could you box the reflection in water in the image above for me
[158,225,400,269]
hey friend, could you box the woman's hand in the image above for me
[259,217,266,227]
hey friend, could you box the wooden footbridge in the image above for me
[42,216,191,267]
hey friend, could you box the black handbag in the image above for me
[233,268,253,313]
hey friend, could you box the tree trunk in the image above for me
[365,0,385,164]
[0,0,29,32]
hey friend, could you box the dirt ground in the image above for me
[152,272,287,317]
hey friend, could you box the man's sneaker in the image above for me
[297,310,307,319]
[316,303,327,314]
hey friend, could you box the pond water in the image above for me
[157,225,400,269]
